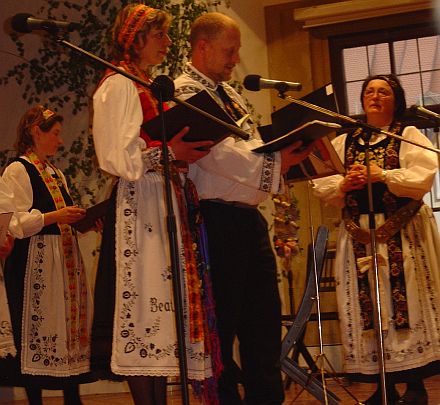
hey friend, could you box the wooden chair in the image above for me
[309,245,339,322]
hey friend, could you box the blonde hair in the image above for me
[189,12,239,47]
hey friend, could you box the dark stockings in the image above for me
[127,376,167,405]
[25,385,82,405]
[363,377,399,405]
[63,385,83,405]
[25,386,43,405]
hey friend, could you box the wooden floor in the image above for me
[2,375,440,404]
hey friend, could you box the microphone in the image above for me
[409,105,440,121]
[150,75,175,102]
[243,74,302,93]
[11,13,81,34]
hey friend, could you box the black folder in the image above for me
[142,90,242,144]
[252,120,340,153]
[253,84,345,182]
[71,198,111,233]
[269,83,339,141]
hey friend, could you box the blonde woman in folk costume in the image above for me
[91,3,222,405]
[0,105,92,405]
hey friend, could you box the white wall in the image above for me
[215,0,272,126]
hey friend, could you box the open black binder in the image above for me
[269,83,340,141]
[142,90,240,144]
[254,84,345,182]
[252,120,340,153]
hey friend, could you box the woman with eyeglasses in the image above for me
[314,74,440,405]
[91,4,221,405]
[0,105,92,404]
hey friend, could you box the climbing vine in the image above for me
[1,0,227,203]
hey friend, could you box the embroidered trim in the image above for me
[183,63,216,90]
[24,235,89,374]
[174,84,202,98]
[26,152,88,348]
[344,199,423,244]
[115,181,175,360]
[141,147,175,171]
[260,153,276,192]
[142,147,162,170]
[344,122,410,330]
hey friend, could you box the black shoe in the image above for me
[394,389,428,405]
[363,388,400,405]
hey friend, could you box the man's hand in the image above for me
[280,141,315,175]
[169,127,214,163]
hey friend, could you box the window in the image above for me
[329,22,440,211]
[329,22,440,116]
[342,36,440,116]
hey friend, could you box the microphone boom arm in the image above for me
[59,38,249,141]
[279,93,440,155]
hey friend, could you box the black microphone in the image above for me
[243,74,302,93]
[11,13,81,34]
[150,75,175,102]
[409,105,440,121]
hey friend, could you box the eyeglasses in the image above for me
[136,30,170,42]
[363,88,393,99]
[152,31,170,40]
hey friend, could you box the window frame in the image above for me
[329,22,439,116]
[327,20,440,211]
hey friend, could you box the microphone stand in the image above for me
[276,90,440,405]
[48,35,249,405]
[53,36,187,405]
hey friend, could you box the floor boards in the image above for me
[2,374,439,404]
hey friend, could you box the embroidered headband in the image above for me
[117,4,155,52]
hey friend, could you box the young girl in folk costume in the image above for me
[91,4,221,404]
[0,105,92,404]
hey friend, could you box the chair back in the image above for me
[281,225,329,360]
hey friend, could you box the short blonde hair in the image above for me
[189,12,239,47]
